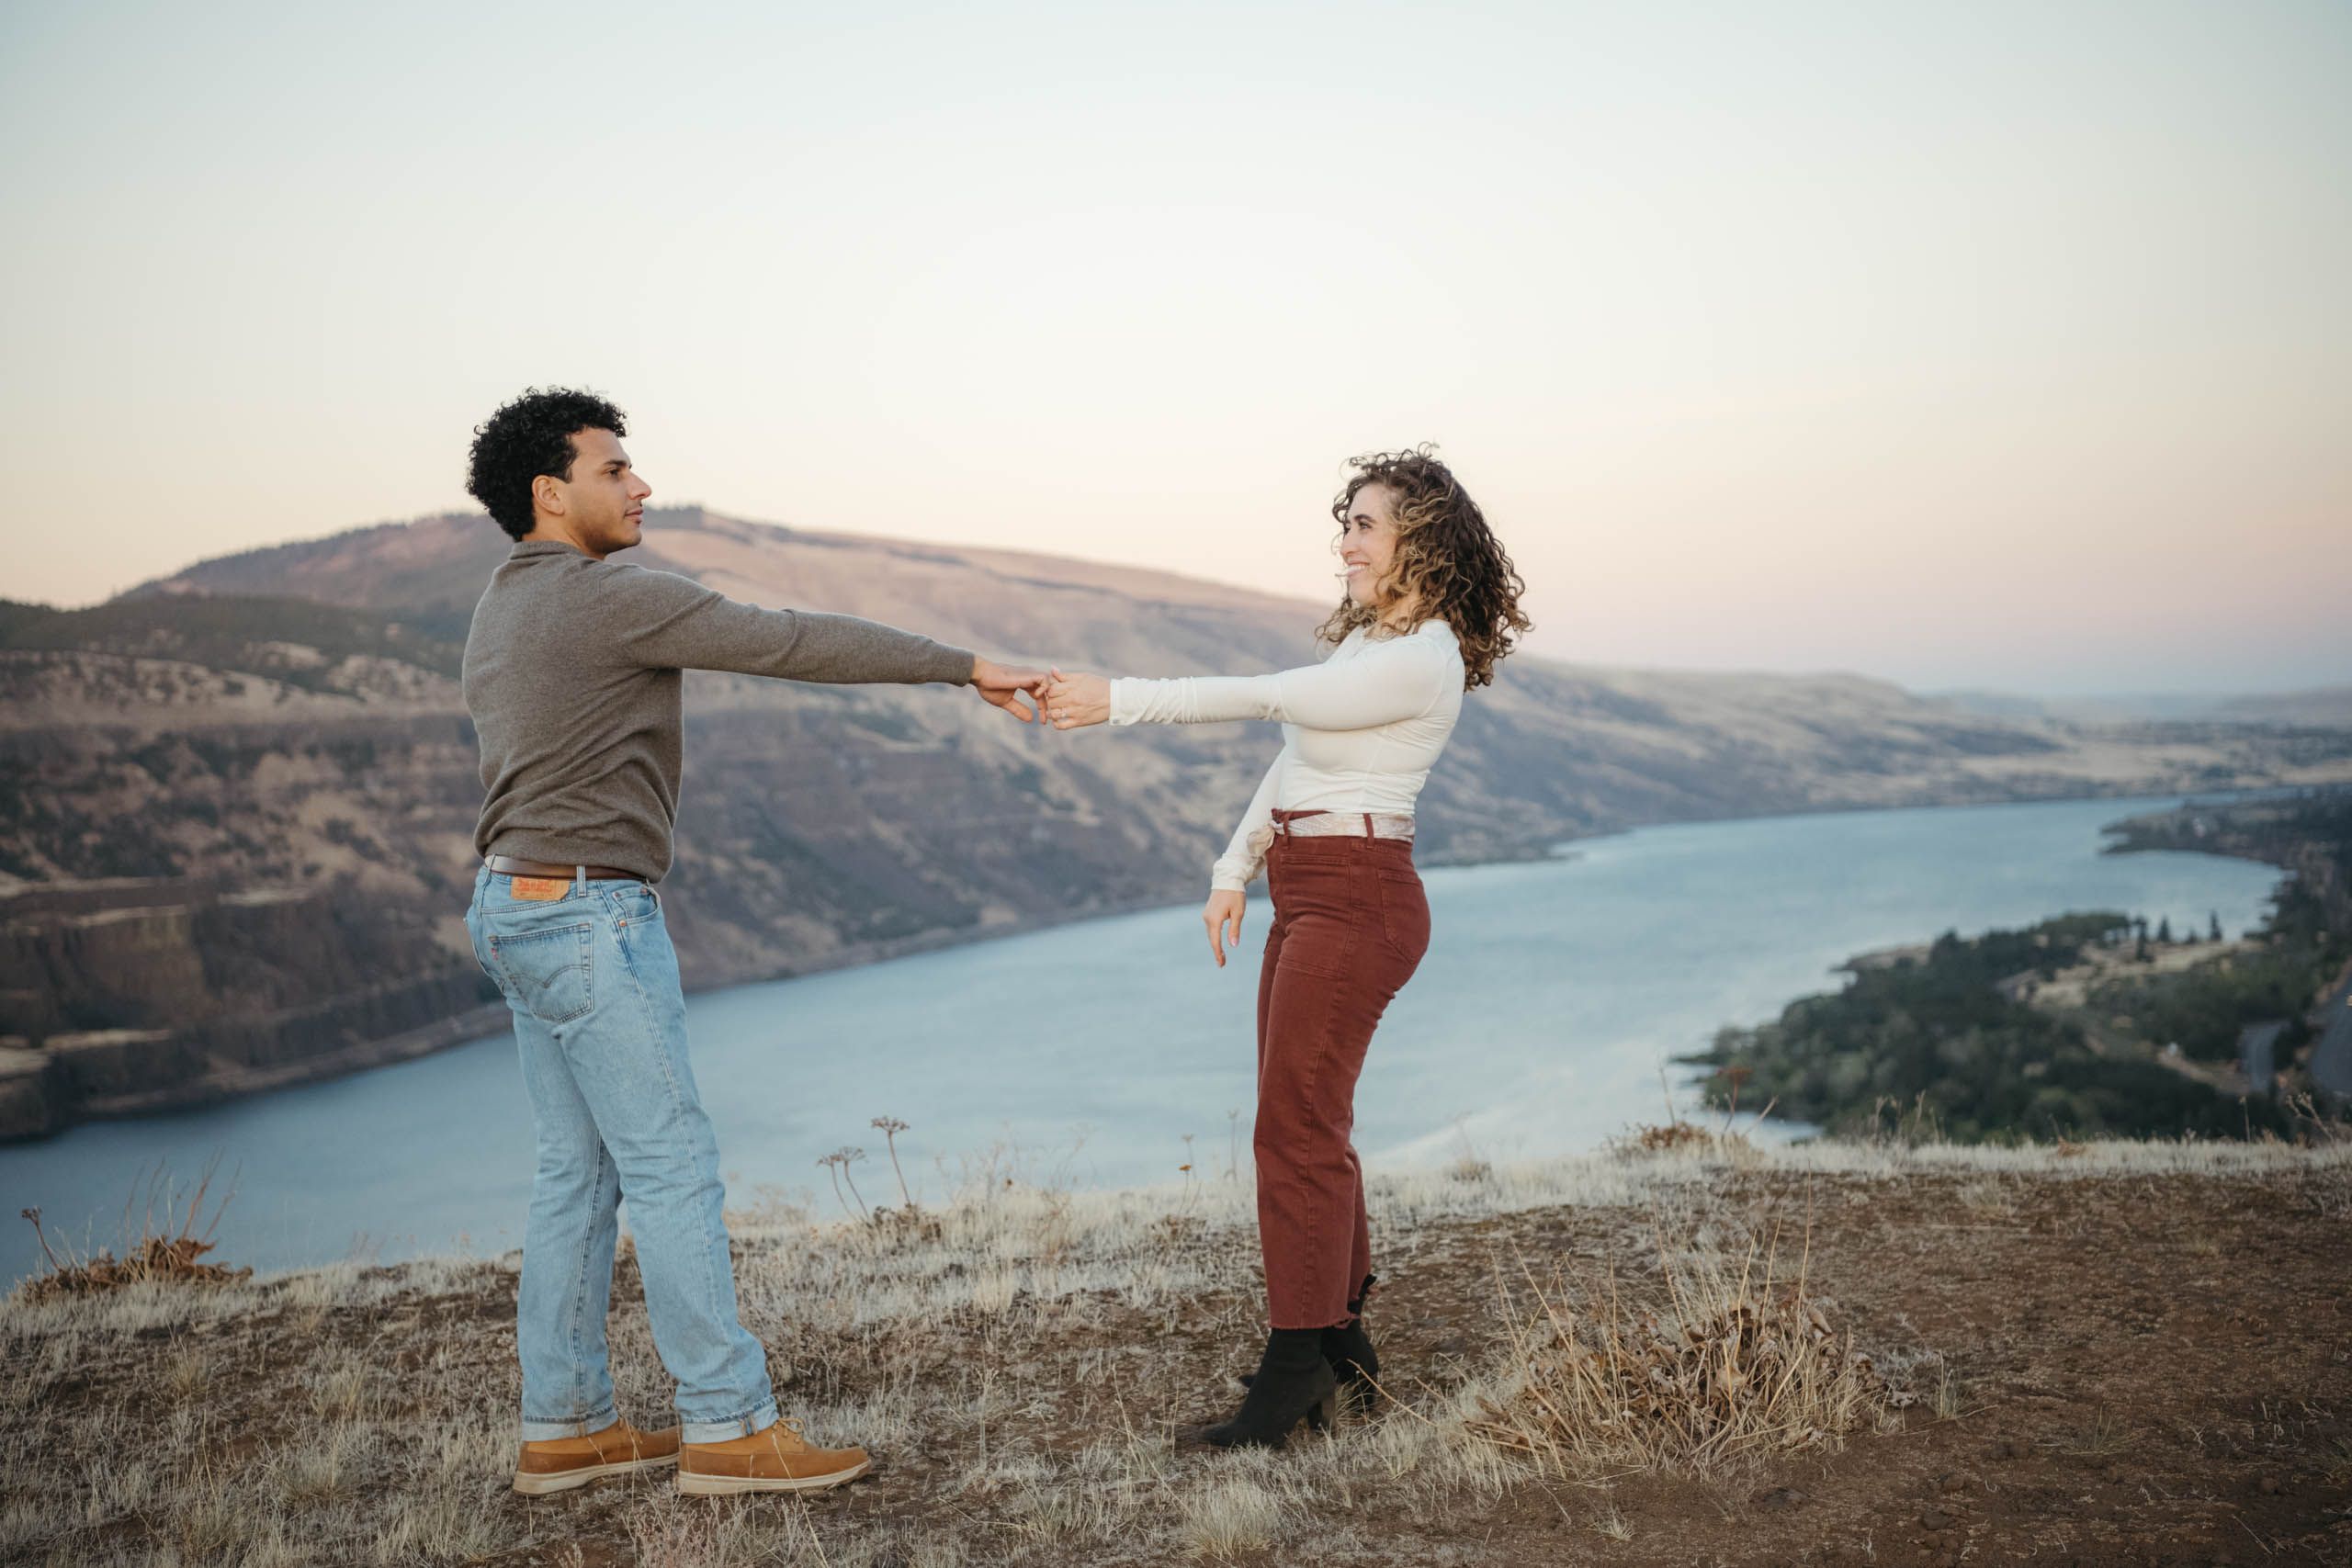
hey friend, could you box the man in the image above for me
[458,387,1044,1496]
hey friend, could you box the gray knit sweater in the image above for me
[463,540,976,881]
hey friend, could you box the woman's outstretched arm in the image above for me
[1114,633,1453,730]
[1041,633,1453,734]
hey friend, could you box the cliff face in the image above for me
[0,875,499,1136]
[5,507,2349,1139]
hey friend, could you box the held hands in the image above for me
[968,659,1109,728]
[970,657,1049,722]
[1203,888,1245,968]
[1041,669,1112,730]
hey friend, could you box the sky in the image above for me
[3,0,2346,695]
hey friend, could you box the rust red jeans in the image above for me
[1254,809,1430,1329]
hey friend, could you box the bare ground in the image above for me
[5,1140,2348,1566]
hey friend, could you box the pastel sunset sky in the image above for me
[4,1,2346,694]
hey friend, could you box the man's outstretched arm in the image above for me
[603,563,1045,717]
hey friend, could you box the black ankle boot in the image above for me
[1239,1275,1386,1404]
[1321,1273,1381,1410]
[1183,1329,1338,1451]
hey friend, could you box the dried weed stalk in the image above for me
[1468,1211,1906,1478]
[15,1156,251,1303]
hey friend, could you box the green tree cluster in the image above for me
[2089,874,2349,1064]
[1684,912,2293,1143]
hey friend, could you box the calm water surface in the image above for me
[0,794,2284,1281]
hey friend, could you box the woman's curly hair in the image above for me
[466,387,628,541]
[1315,446,1531,689]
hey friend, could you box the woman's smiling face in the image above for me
[1338,482,1401,607]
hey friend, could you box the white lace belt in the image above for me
[1276,811,1416,840]
[1245,810,1416,866]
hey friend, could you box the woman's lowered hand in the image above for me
[1203,888,1246,968]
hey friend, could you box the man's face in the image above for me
[537,426,650,557]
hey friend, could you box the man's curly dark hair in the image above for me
[466,388,628,541]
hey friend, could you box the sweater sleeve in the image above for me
[1210,742,1289,892]
[1109,633,1452,730]
[600,565,975,684]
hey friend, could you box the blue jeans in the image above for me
[464,866,778,1444]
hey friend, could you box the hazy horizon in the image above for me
[5,1,2346,695]
[56,496,2330,705]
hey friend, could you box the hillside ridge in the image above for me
[5,507,2349,1140]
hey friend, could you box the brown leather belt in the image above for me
[486,854,649,884]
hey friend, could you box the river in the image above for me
[0,793,2285,1282]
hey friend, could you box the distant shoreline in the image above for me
[1682,783,2352,1143]
[7,783,2346,1147]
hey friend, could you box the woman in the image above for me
[1041,446,1530,1449]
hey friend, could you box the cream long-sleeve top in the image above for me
[1109,618,1465,892]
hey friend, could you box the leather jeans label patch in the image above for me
[511,876,569,902]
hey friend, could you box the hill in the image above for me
[3,506,2349,1138]
[110,505,2352,835]
[1933,684,2352,729]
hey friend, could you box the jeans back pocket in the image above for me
[488,922,595,1024]
[1375,871,1430,966]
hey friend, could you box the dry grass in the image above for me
[1466,1212,1909,1481]
[623,1495,773,1567]
[15,1157,251,1302]
[1612,1118,1762,1160]
[2,1134,2346,1565]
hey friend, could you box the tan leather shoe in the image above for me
[676,1416,872,1495]
[512,1418,681,1495]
